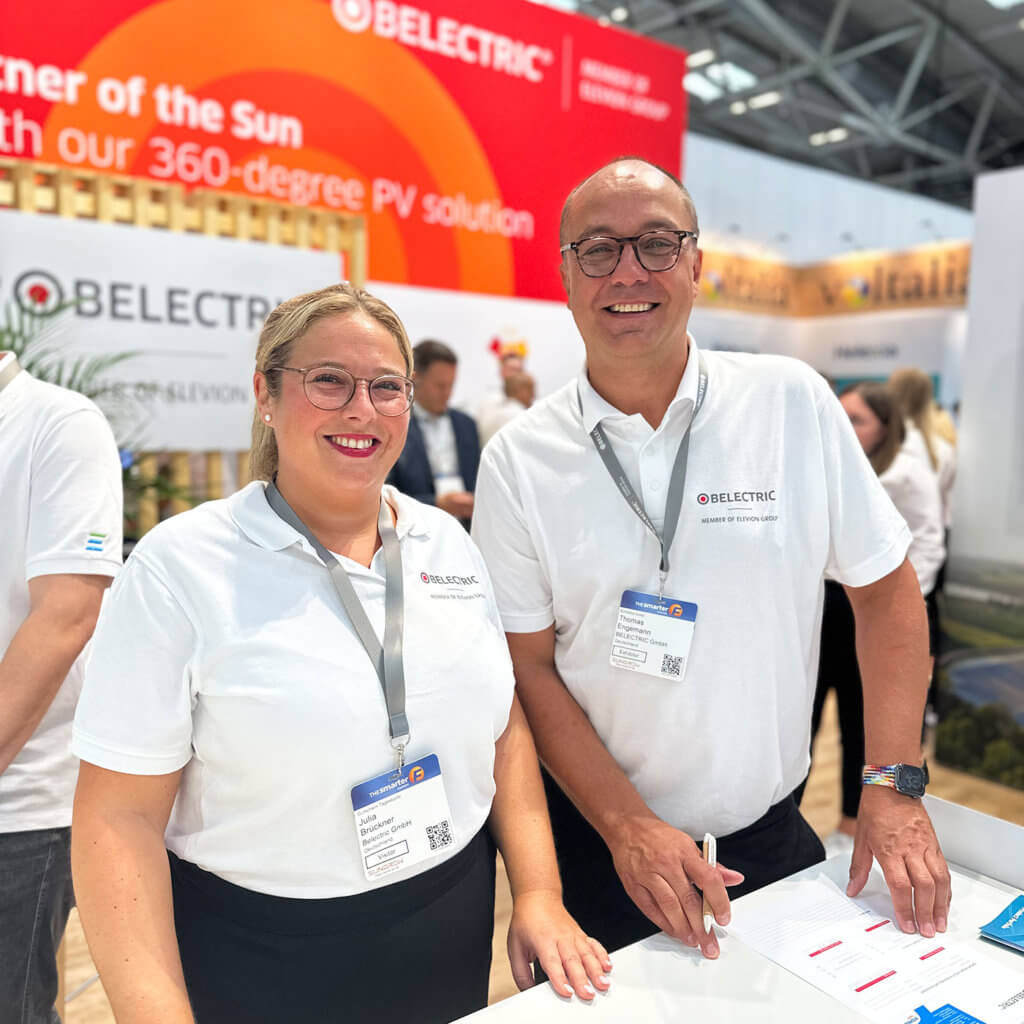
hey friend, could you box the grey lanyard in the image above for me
[264,481,410,769]
[580,354,708,592]
[0,357,21,393]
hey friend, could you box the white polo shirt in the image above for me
[472,338,910,839]
[0,355,122,832]
[73,482,514,897]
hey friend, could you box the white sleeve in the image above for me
[880,458,946,595]
[26,407,122,580]
[72,554,196,774]
[471,439,554,634]
[816,383,912,587]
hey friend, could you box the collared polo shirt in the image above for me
[472,338,911,839]
[414,404,465,495]
[73,482,514,897]
[0,354,122,832]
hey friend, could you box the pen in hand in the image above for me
[702,832,717,933]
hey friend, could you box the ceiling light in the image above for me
[730,100,748,115]
[704,61,759,92]
[683,72,724,102]
[809,132,828,146]
[748,90,782,109]
[686,49,716,69]
[982,0,1023,9]
[597,15,610,24]
[826,127,849,142]
[610,5,629,21]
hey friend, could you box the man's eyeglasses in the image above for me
[277,365,414,415]
[560,229,699,278]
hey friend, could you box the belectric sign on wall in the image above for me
[0,210,339,449]
[0,0,689,302]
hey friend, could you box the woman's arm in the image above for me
[72,763,194,1024]
[488,695,612,1000]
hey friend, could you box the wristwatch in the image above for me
[862,762,929,798]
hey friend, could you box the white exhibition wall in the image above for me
[683,133,974,264]
[0,210,340,450]
[951,165,1024,567]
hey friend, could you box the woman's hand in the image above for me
[507,889,612,1000]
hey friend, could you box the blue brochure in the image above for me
[979,894,1024,953]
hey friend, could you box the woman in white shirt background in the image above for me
[801,381,944,854]
[888,367,957,722]
[70,283,610,1024]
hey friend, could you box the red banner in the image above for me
[0,0,688,300]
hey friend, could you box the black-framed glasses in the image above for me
[560,229,699,278]
[278,364,414,415]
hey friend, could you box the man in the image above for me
[0,350,122,1022]
[389,339,480,526]
[472,157,949,960]
[477,370,536,447]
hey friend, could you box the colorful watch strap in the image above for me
[862,764,899,788]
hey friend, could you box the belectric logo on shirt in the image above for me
[420,572,480,585]
[697,490,777,504]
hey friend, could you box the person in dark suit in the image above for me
[388,340,481,527]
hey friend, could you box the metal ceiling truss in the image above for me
[582,0,1024,207]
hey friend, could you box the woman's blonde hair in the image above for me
[841,381,904,477]
[250,283,413,481]
[888,368,938,470]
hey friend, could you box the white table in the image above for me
[457,797,1024,1022]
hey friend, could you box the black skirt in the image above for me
[169,828,496,1024]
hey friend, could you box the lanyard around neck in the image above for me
[0,357,21,393]
[580,353,708,591]
[264,481,410,768]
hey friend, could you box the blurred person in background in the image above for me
[389,339,480,528]
[0,349,122,1024]
[801,381,944,855]
[478,370,536,447]
[888,368,957,722]
[70,284,609,1024]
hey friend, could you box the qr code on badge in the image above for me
[426,820,453,851]
[661,653,684,677]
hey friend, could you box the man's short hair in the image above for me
[559,155,700,244]
[413,339,458,374]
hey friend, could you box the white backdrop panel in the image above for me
[952,166,1024,564]
[0,210,341,450]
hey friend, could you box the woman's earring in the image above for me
[263,413,272,423]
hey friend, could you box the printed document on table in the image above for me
[729,872,1024,1023]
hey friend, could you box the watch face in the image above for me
[895,764,926,797]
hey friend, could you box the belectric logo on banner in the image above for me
[12,270,66,316]
[331,0,554,83]
[9,268,278,331]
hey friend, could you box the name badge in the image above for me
[611,589,697,681]
[350,754,455,882]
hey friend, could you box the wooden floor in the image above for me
[62,693,1024,1022]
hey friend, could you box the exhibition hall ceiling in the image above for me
[563,0,1024,208]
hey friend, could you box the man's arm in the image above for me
[0,573,111,774]
[845,557,951,935]
[508,627,743,959]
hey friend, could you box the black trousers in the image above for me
[799,580,865,819]
[169,828,496,1024]
[542,769,825,954]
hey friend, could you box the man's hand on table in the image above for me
[606,815,745,959]
[848,786,952,937]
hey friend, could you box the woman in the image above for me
[805,382,943,850]
[71,284,611,1023]
[887,368,957,718]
